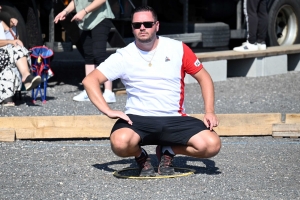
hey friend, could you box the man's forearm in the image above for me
[201,81,215,114]
[82,70,111,115]
[194,68,216,114]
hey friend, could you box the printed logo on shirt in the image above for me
[165,56,170,62]
[194,59,201,67]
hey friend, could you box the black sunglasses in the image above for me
[131,21,156,29]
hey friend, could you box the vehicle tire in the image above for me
[1,5,29,48]
[158,22,230,48]
[191,23,230,47]
[267,0,300,46]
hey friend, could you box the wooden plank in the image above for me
[196,44,300,62]
[273,124,300,132]
[0,115,116,128]
[0,113,283,139]
[272,123,300,138]
[15,116,116,139]
[0,116,116,139]
[285,114,300,124]
[17,127,110,139]
[0,128,15,142]
[191,113,282,136]
[115,90,126,95]
[273,132,300,138]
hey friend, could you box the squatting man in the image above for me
[82,5,221,177]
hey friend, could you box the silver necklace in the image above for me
[136,47,157,67]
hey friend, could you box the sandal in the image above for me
[1,97,15,107]
[24,75,41,91]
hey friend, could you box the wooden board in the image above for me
[285,114,300,124]
[0,116,116,139]
[196,44,300,62]
[0,128,15,142]
[272,123,300,138]
[0,113,282,139]
[191,113,282,136]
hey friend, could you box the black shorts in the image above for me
[80,18,112,65]
[111,114,210,146]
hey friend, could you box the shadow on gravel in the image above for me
[92,155,221,175]
[15,93,56,106]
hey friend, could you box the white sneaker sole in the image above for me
[105,100,116,104]
[233,48,259,52]
[73,97,90,102]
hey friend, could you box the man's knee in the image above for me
[190,131,221,158]
[205,133,221,157]
[110,129,140,157]
[111,131,129,150]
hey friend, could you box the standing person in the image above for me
[233,0,268,52]
[54,0,116,103]
[82,6,221,177]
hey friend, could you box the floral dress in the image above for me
[0,45,31,103]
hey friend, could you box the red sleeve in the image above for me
[182,43,203,75]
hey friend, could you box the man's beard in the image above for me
[137,37,152,43]
[136,32,154,43]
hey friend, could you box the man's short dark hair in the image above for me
[131,5,158,21]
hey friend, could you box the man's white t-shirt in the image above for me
[97,36,203,116]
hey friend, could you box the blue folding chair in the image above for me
[30,46,54,104]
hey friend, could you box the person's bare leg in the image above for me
[110,128,142,157]
[92,64,114,103]
[72,64,95,101]
[85,64,112,92]
[104,80,113,91]
[171,130,221,158]
[85,64,95,76]
[111,127,156,177]
[15,57,30,82]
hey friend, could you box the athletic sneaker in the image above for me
[257,42,267,50]
[241,41,267,50]
[156,145,175,175]
[135,149,155,177]
[103,90,116,103]
[73,90,90,101]
[233,41,258,52]
[23,74,41,91]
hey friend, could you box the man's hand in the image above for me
[203,112,219,131]
[105,110,133,125]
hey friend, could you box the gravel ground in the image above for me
[1,137,300,199]
[1,70,299,116]
[0,56,300,199]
